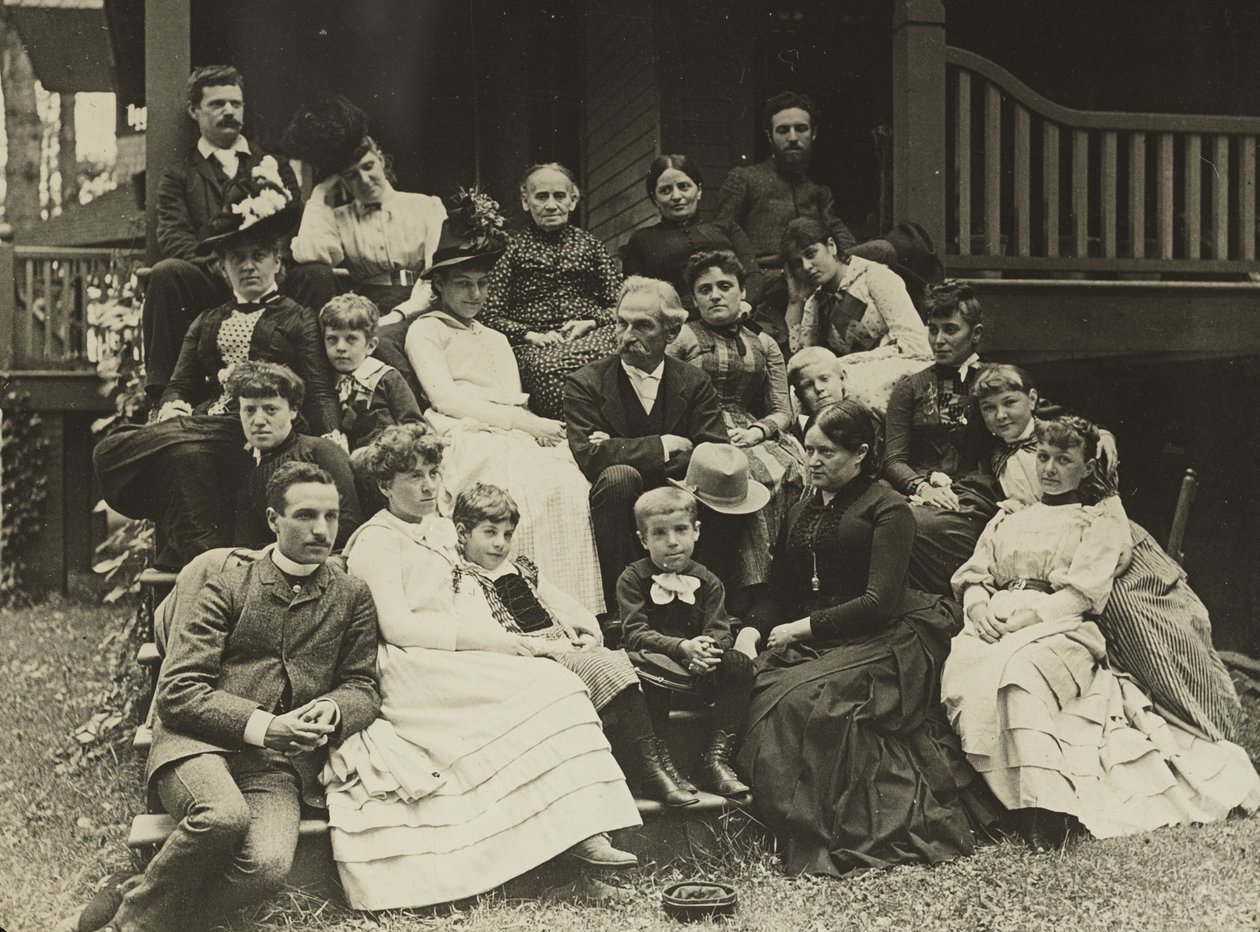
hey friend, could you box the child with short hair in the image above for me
[452,483,700,808]
[617,487,754,797]
[320,292,423,451]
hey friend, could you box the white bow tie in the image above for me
[650,572,701,605]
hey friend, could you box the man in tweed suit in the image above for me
[78,461,380,932]
[143,64,334,402]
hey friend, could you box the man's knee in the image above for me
[590,465,644,508]
[240,847,294,898]
[184,795,251,850]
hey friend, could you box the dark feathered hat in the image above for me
[281,94,372,182]
[196,155,301,255]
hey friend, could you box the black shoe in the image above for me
[636,737,699,808]
[1019,808,1072,853]
[654,736,697,794]
[57,871,141,932]
[700,730,750,797]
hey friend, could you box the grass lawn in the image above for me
[2,597,1259,932]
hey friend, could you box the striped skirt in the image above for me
[1096,522,1242,741]
[529,634,640,711]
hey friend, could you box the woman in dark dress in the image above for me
[94,164,339,569]
[881,280,1000,596]
[622,154,764,318]
[735,400,992,876]
[480,162,622,419]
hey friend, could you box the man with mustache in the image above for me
[714,92,856,348]
[563,276,730,618]
[144,65,334,405]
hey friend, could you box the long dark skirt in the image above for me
[93,415,252,569]
[738,594,993,876]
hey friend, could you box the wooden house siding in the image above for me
[579,0,661,255]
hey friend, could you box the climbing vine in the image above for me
[0,388,48,604]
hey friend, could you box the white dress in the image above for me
[405,309,605,612]
[322,511,641,911]
[942,499,1260,838]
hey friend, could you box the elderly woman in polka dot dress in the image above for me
[480,163,623,419]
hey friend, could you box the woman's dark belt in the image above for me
[999,578,1054,594]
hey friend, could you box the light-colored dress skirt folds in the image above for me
[323,512,640,910]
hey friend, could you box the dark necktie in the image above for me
[711,322,747,356]
[992,435,1038,476]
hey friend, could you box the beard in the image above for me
[774,146,810,173]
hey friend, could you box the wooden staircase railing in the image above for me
[892,0,1260,279]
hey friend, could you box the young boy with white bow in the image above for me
[617,486,754,798]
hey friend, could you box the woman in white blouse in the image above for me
[402,195,607,612]
[283,95,445,314]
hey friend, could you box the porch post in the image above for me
[891,0,947,254]
[144,0,192,264]
[0,224,13,368]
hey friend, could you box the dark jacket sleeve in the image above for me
[564,370,667,481]
[717,217,766,306]
[882,375,924,494]
[817,184,857,252]
[713,166,749,228]
[696,570,735,651]
[809,494,914,641]
[381,369,424,425]
[621,230,647,278]
[156,165,206,263]
[324,576,381,741]
[672,370,729,478]
[160,309,213,408]
[291,310,341,434]
[618,566,688,660]
[155,573,261,748]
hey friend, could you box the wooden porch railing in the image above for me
[0,227,143,370]
[892,0,1260,278]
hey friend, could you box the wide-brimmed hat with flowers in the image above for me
[421,187,509,278]
[196,155,301,255]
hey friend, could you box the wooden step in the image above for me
[137,568,178,589]
[128,813,330,849]
[136,643,161,667]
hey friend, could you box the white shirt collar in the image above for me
[345,356,388,386]
[269,543,322,576]
[621,360,664,382]
[198,135,251,160]
[956,353,981,381]
[463,558,518,581]
[230,286,279,306]
[1014,418,1036,442]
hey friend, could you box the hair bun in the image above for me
[281,94,371,181]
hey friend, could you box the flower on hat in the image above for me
[229,156,292,228]
[446,186,507,252]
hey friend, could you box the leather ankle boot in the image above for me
[636,737,699,807]
[700,730,750,797]
[654,736,697,793]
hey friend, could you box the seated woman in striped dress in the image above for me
[972,363,1244,741]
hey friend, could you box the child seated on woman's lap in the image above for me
[320,292,423,451]
[452,482,703,808]
[617,487,755,797]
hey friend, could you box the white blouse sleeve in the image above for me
[868,264,930,357]
[347,526,458,651]
[952,510,1006,606]
[404,318,525,431]
[537,574,600,641]
[290,178,346,267]
[1045,503,1131,615]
